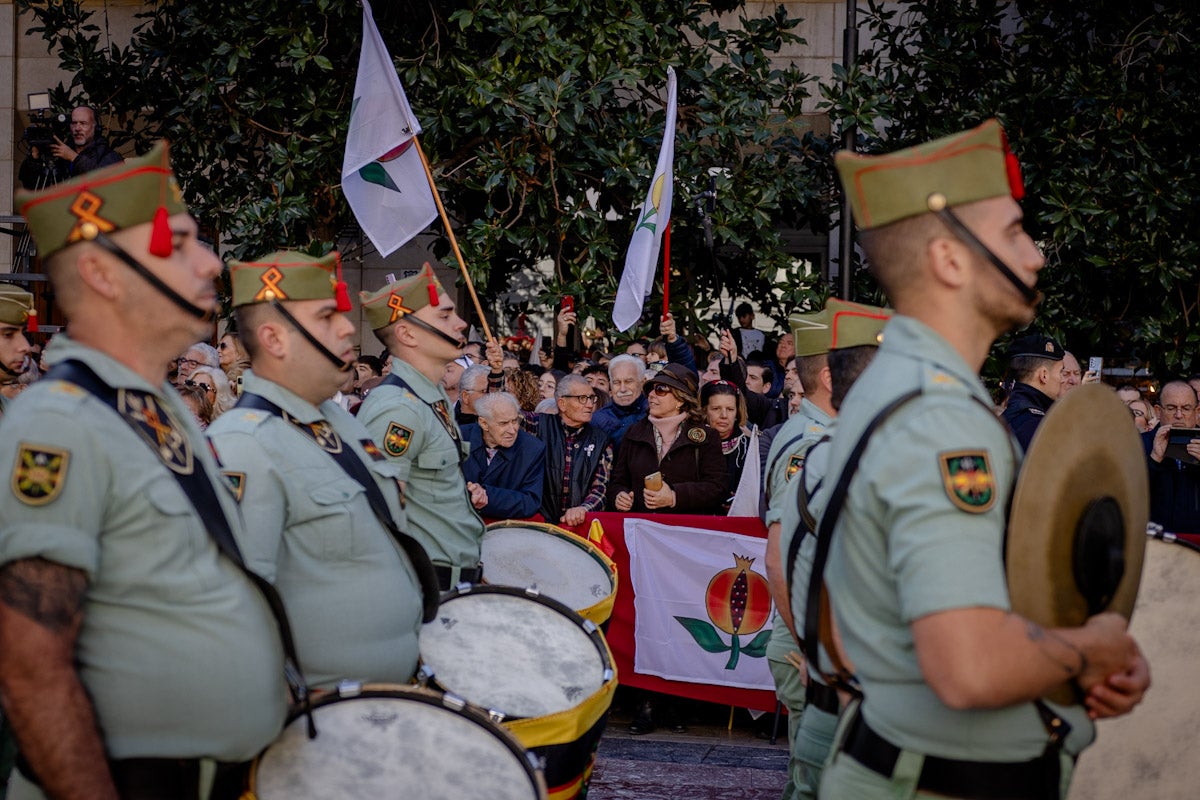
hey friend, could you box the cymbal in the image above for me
[1006,383,1148,704]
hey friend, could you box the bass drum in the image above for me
[1068,535,1200,800]
[420,585,617,800]
[482,520,618,625]
[246,684,547,800]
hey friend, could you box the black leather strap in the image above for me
[235,392,441,622]
[382,372,466,463]
[45,361,313,726]
[804,678,839,715]
[433,563,483,590]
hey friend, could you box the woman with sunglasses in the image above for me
[700,380,754,513]
[607,363,726,514]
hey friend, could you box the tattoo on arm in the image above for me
[1021,617,1085,676]
[0,558,88,633]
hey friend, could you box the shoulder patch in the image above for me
[360,439,386,461]
[785,454,804,481]
[48,380,85,397]
[1027,408,1045,417]
[688,427,706,443]
[12,444,70,506]
[384,422,414,457]
[939,450,995,513]
[222,471,246,502]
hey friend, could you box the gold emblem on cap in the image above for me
[254,266,286,303]
[926,192,948,212]
[67,191,116,243]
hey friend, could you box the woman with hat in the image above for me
[701,380,755,512]
[607,363,727,514]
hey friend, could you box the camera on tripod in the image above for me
[21,92,68,154]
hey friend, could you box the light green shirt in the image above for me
[358,359,484,568]
[207,371,425,687]
[0,336,286,761]
[764,399,832,663]
[817,316,1093,760]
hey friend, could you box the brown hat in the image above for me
[645,362,699,400]
[360,263,447,330]
[17,141,186,259]
[228,250,350,311]
[0,283,36,330]
[835,119,1024,230]
[1006,384,1148,705]
[790,298,891,357]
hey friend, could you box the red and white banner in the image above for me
[566,512,778,712]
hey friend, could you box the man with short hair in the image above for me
[175,341,219,386]
[207,250,435,687]
[1000,333,1065,450]
[0,284,34,418]
[462,392,545,520]
[357,266,486,590]
[1059,350,1083,397]
[745,360,774,395]
[591,354,647,450]
[733,301,766,357]
[818,120,1146,798]
[583,362,610,394]
[19,105,123,189]
[456,363,490,425]
[533,374,613,527]
[2,143,288,799]
[441,355,471,404]
[623,340,649,364]
[1145,379,1200,533]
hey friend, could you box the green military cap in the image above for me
[229,250,350,311]
[360,263,446,331]
[790,298,891,357]
[0,283,36,329]
[835,119,1025,230]
[16,141,187,259]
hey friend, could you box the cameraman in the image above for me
[19,105,122,189]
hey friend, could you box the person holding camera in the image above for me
[19,105,122,190]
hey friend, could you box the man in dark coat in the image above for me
[1000,333,1064,450]
[462,391,545,520]
[535,374,612,527]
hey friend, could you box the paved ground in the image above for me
[586,700,790,800]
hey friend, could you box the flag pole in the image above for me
[412,136,494,343]
[661,220,671,319]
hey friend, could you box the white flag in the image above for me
[341,0,438,257]
[625,517,775,691]
[727,427,762,517]
[613,67,677,332]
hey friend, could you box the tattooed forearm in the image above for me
[1020,616,1086,677]
[0,558,87,633]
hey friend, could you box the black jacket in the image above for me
[1001,382,1055,451]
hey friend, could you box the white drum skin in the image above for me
[481,523,614,615]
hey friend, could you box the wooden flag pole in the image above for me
[661,220,672,319]
[412,136,494,343]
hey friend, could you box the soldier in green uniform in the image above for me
[763,298,889,800]
[357,266,485,589]
[0,284,35,418]
[815,120,1149,799]
[206,250,437,688]
[0,143,288,800]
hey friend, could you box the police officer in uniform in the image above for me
[1001,333,1065,450]
[816,120,1149,799]
[357,266,485,589]
[0,143,288,799]
[763,298,889,800]
[0,284,35,417]
[206,250,438,688]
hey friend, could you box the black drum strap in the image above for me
[45,361,315,734]
[803,389,922,689]
[381,372,467,464]
[783,436,829,645]
[235,392,440,622]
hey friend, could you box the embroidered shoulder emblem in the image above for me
[688,427,706,443]
[222,471,246,502]
[384,422,414,457]
[12,444,70,506]
[360,439,387,461]
[939,451,995,513]
[1028,408,1045,417]
[785,455,804,481]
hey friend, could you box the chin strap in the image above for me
[398,311,466,350]
[79,223,214,322]
[0,362,21,379]
[926,193,1041,306]
[269,299,352,372]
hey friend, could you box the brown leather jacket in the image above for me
[606,418,728,514]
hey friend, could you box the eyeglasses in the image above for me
[177,358,202,369]
[217,342,232,350]
[650,384,675,396]
[1130,408,1146,418]
[1156,402,1195,417]
[184,380,215,393]
[563,394,598,404]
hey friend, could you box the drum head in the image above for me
[421,587,609,718]
[482,524,614,612]
[253,686,545,799]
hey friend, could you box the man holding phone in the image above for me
[1145,379,1200,532]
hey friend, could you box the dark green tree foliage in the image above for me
[823,1,1200,376]
[18,0,832,340]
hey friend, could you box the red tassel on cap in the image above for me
[26,309,37,334]
[427,281,439,307]
[999,130,1025,201]
[333,252,351,312]
[148,206,172,257]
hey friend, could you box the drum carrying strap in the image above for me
[46,360,316,736]
[382,372,466,464]
[235,392,441,622]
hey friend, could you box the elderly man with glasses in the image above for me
[1145,379,1200,533]
[525,374,613,527]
